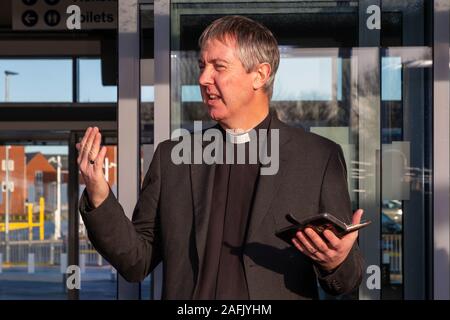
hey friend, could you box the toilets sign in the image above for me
[13,0,117,30]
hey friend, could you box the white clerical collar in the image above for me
[225,129,251,144]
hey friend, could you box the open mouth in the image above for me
[207,94,220,100]
[204,93,221,104]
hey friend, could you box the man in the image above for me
[77,15,364,299]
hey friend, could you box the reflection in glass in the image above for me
[78,145,117,300]
[0,145,68,299]
[380,47,433,300]
[274,57,335,101]
[140,3,155,298]
[170,0,433,301]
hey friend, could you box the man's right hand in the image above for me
[76,127,109,208]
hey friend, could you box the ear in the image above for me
[253,63,271,91]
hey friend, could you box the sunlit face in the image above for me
[198,38,257,126]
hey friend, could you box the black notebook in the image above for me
[275,213,371,245]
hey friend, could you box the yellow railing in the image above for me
[0,197,45,241]
[382,233,403,275]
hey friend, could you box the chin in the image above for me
[208,108,228,123]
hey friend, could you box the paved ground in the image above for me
[0,266,152,300]
[0,279,116,300]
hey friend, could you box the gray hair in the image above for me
[199,15,280,99]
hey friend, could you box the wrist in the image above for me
[86,184,109,208]
[317,259,344,273]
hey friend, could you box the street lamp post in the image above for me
[48,156,61,240]
[4,70,19,102]
[3,71,18,263]
[4,146,11,263]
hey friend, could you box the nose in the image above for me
[199,66,214,87]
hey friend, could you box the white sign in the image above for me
[13,0,117,30]
[1,181,14,192]
[1,160,14,172]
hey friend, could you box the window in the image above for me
[0,59,72,103]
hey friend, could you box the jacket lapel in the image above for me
[190,163,216,263]
[190,131,216,294]
[246,115,291,241]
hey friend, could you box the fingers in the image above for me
[80,127,99,167]
[80,127,92,148]
[290,212,366,270]
[340,209,364,242]
[77,127,92,164]
[352,209,364,225]
[95,146,107,173]
[292,238,320,261]
[323,229,341,249]
[89,132,102,163]
[77,127,106,180]
[304,228,332,254]
[296,230,316,253]
[295,230,326,261]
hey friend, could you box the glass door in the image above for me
[169,0,433,300]
[0,138,69,299]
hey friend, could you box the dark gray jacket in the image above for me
[79,114,363,299]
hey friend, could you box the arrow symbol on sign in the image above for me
[22,10,38,27]
[24,14,36,24]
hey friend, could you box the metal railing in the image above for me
[382,234,403,282]
[0,239,104,266]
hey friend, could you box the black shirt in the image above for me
[194,114,271,299]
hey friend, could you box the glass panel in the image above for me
[274,57,336,101]
[0,0,118,117]
[380,46,433,299]
[140,2,155,299]
[170,0,433,300]
[140,3,155,145]
[170,1,359,131]
[0,59,72,103]
[77,59,117,103]
[171,1,362,300]
[0,0,119,299]
[0,144,69,299]
[379,0,433,300]
[78,144,117,300]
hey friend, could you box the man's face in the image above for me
[198,38,257,126]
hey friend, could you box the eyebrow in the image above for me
[198,58,229,65]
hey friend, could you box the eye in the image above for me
[198,61,205,70]
[215,64,226,71]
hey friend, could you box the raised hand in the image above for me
[76,127,109,208]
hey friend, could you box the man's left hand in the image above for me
[291,209,364,272]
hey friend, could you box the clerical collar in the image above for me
[222,114,271,145]
[225,129,251,144]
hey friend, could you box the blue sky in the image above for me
[0,59,148,103]
[0,59,72,102]
[25,145,68,155]
[78,59,117,102]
